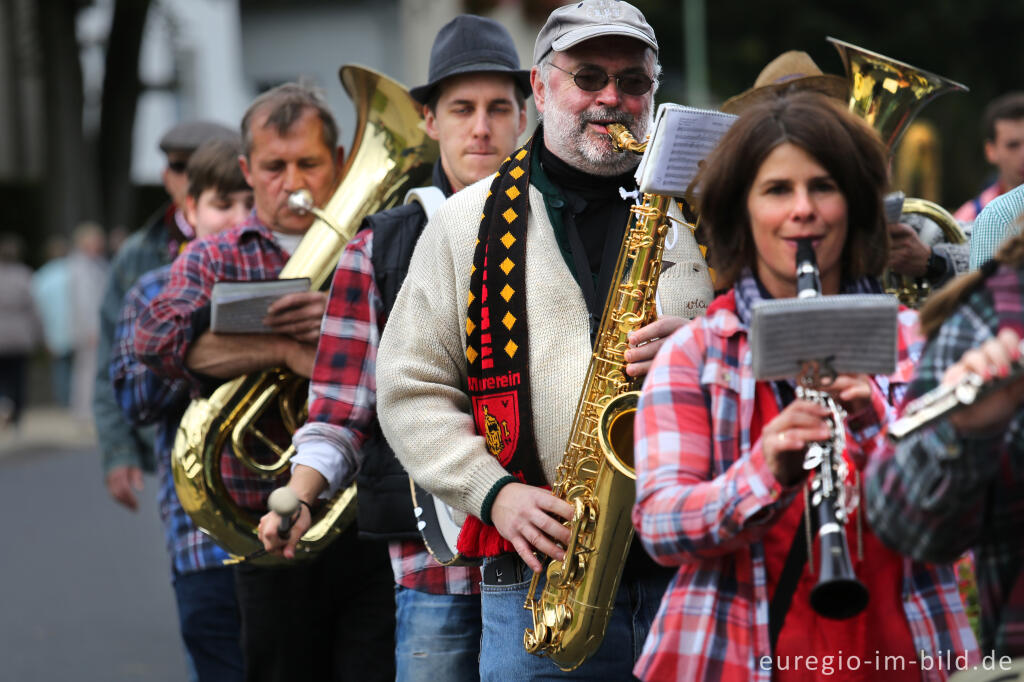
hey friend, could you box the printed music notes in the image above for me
[636,104,738,197]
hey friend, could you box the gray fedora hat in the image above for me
[533,0,658,65]
[409,15,531,105]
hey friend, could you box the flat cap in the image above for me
[533,0,658,65]
[158,120,239,154]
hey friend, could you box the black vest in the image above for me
[354,201,430,540]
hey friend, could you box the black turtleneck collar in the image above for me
[538,142,637,199]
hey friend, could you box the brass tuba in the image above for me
[172,65,438,565]
[523,124,671,670]
[828,37,969,306]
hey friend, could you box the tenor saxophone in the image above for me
[522,124,671,670]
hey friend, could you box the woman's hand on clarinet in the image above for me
[761,400,833,486]
[944,328,1024,436]
[823,373,873,416]
[625,316,687,377]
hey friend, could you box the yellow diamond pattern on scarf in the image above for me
[515,148,528,161]
[500,284,514,302]
[505,185,520,201]
[504,339,518,358]
[500,231,516,249]
[466,345,478,363]
[502,207,518,224]
[499,257,514,275]
[502,311,516,330]
[468,291,475,305]
[466,318,475,336]
[509,166,525,181]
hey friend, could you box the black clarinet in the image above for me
[794,238,869,620]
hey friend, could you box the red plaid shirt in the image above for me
[133,215,290,513]
[295,229,478,595]
[631,278,977,681]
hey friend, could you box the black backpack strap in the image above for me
[769,520,809,652]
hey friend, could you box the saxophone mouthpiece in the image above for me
[606,123,646,154]
[287,190,314,214]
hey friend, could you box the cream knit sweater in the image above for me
[376,175,712,518]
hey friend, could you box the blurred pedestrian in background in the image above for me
[68,222,108,421]
[0,233,41,428]
[31,235,74,407]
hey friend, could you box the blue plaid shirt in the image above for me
[110,264,229,575]
[867,263,1024,657]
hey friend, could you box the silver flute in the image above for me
[888,340,1024,442]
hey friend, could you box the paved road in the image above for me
[0,444,189,681]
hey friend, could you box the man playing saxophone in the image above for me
[133,84,395,681]
[376,1,712,678]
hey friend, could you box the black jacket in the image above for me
[355,162,452,540]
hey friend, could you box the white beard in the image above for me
[542,99,654,176]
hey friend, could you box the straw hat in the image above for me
[720,50,848,115]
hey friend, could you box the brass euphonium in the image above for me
[172,65,438,565]
[523,123,670,670]
[828,37,969,306]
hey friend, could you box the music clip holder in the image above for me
[750,294,899,385]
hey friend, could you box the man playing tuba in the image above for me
[133,84,395,682]
[377,1,713,678]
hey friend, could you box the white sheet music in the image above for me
[637,104,738,197]
[210,278,311,334]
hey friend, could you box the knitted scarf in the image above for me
[458,133,548,558]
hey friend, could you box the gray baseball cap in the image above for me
[159,120,238,154]
[409,15,531,105]
[533,0,658,65]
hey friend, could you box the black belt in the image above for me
[482,552,527,586]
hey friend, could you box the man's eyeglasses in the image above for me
[166,160,188,174]
[547,63,654,96]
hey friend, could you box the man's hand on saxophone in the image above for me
[490,482,575,573]
[624,315,687,377]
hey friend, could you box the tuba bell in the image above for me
[172,65,439,565]
[827,37,969,306]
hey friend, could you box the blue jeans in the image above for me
[478,557,670,681]
[173,566,244,682]
[395,585,482,682]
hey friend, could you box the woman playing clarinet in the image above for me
[631,92,978,681]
